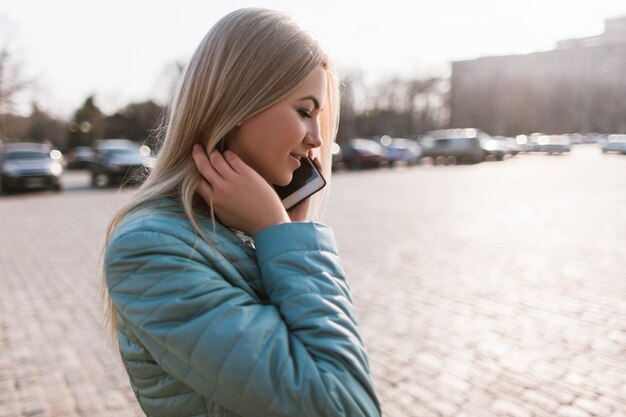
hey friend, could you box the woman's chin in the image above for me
[274,174,293,187]
[273,172,293,187]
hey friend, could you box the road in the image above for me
[1,144,624,417]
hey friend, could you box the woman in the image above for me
[103,8,381,417]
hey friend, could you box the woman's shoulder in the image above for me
[110,197,229,247]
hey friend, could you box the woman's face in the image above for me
[226,66,328,186]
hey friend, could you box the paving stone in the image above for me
[522,389,560,413]
[1,147,625,416]
[598,396,626,414]
[459,402,500,417]
[0,402,21,417]
[574,397,613,417]
[430,400,459,417]
[47,399,77,416]
[491,399,533,417]
[104,390,130,410]
[21,399,48,416]
[541,386,577,406]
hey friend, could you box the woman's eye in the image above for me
[298,109,312,119]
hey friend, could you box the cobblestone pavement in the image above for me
[1,144,624,416]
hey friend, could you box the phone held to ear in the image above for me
[273,157,326,210]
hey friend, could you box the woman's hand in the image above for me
[192,145,290,236]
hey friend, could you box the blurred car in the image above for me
[515,134,534,152]
[485,136,520,159]
[518,133,546,152]
[378,136,422,166]
[340,138,387,170]
[503,137,521,156]
[66,146,95,169]
[0,143,63,193]
[90,139,154,187]
[421,128,488,164]
[583,133,603,144]
[480,137,509,161]
[601,135,626,154]
[535,135,571,154]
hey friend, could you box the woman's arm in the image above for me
[105,219,381,417]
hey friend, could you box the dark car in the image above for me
[0,143,63,193]
[90,139,154,187]
[379,136,422,166]
[340,138,387,170]
[421,128,488,164]
[66,146,95,169]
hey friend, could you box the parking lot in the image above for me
[1,144,625,417]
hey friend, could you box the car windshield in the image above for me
[3,151,49,161]
[352,139,381,152]
[608,137,626,143]
[390,139,415,149]
[546,136,569,144]
[102,147,139,157]
[432,138,477,147]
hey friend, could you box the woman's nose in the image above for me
[305,122,323,149]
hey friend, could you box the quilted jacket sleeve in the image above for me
[105,219,381,417]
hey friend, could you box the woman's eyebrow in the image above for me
[297,95,320,110]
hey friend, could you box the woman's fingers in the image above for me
[311,156,322,171]
[193,145,224,183]
[191,145,290,235]
[223,150,249,174]
[196,178,214,204]
[209,150,237,178]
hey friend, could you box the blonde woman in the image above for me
[103,8,381,417]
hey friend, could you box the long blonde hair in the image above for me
[102,8,340,337]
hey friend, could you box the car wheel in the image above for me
[445,156,457,165]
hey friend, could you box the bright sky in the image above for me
[2,0,625,118]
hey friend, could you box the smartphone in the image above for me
[273,156,326,210]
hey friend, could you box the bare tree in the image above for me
[337,71,364,141]
[351,75,447,137]
[0,20,31,140]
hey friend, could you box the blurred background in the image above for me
[1,1,625,417]
[1,0,626,151]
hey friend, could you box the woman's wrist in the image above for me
[250,214,291,237]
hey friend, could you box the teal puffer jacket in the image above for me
[105,199,381,417]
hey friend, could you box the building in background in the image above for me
[450,15,626,136]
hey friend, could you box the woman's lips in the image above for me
[289,154,301,168]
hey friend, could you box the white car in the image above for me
[380,137,423,166]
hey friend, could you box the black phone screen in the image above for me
[274,158,319,199]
